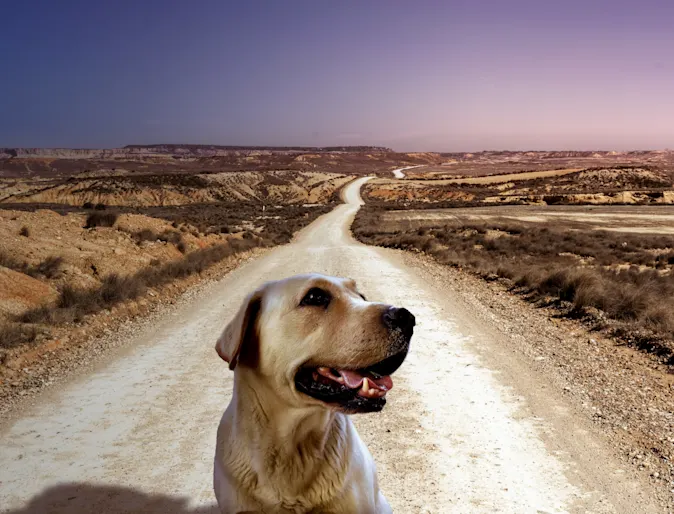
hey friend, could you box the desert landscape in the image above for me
[5,3,674,512]
[2,147,674,512]
[364,150,674,208]
[0,146,443,401]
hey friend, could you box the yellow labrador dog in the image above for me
[214,273,415,514]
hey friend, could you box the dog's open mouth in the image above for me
[294,350,408,413]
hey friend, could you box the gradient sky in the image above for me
[1,0,673,151]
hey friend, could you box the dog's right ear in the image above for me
[215,287,264,370]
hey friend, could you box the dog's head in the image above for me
[215,273,415,414]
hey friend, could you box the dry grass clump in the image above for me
[120,227,204,254]
[84,212,118,228]
[31,256,65,279]
[0,322,38,350]
[124,228,186,252]
[354,209,674,363]
[0,252,64,279]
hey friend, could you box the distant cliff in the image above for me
[0,145,439,178]
[0,145,394,159]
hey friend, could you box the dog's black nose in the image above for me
[383,307,416,332]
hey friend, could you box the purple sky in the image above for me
[1,0,673,151]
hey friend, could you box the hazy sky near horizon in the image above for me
[2,0,673,151]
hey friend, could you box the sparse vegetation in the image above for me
[354,209,674,364]
[1,198,329,353]
[1,195,336,353]
[0,168,362,382]
[137,202,332,245]
[16,238,261,336]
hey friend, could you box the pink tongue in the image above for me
[338,370,365,388]
[338,370,393,391]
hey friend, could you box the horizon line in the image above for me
[2,145,672,154]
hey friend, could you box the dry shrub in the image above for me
[537,268,598,303]
[0,252,64,279]
[159,230,183,245]
[135,228,157,242]
[128,228,184,246]
[0,322,37,349]
[85,212,118,228]
[33,256,64,279]
[0,251,24,271]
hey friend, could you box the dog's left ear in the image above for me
[215,287,264,370]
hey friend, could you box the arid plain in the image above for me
[2,146,674,512]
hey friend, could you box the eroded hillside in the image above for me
[1,171,353,207]
[365,166,674,207]
[0,165,352,402]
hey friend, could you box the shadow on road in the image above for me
[2,483,220,514]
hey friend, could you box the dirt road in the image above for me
[391,165,423,178]
[0,178,660,513]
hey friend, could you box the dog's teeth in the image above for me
[363,378,370,393]
[336,376,344,384]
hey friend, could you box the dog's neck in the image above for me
[230,368,350,500]
[233,368,343,454]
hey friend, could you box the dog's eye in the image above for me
[300,287,332,308]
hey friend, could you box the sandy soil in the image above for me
[0,179,663,513]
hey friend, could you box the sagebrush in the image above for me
[354,209,674,364]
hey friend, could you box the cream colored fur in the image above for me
[214,274,395,514]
